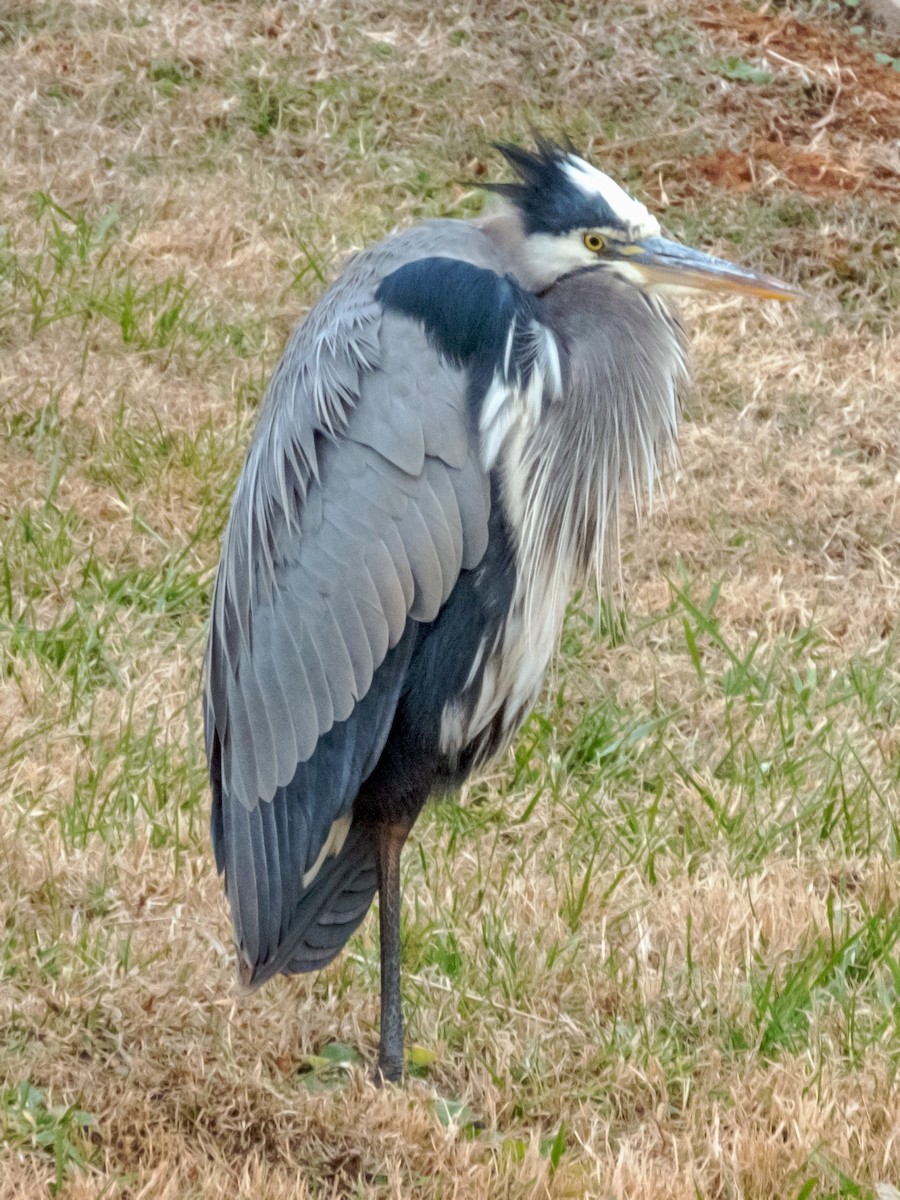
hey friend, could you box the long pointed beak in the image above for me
[613,235,804,301]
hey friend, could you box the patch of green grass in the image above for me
[148,56,202,96]
[2,194,268,362]
[710,56,775,86]
[1,505,209,663]
[1,1082,96,1195]
[630,578,899,856]
[745,901,900,1060]
[499,583,898,891]
[55,695,204,853]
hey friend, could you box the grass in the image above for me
[1,0,899,1195]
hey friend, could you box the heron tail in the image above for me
[239,819,378,988]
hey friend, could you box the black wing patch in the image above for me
[376,256,540,372]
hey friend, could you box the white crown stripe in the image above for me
[561,157,661,238]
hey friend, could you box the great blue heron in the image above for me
[204,136,799,1082]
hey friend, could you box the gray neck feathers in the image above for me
[507,272,688,612]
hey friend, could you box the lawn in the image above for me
[1,1,899,1196]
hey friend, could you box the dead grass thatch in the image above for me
[1,0,898,1196]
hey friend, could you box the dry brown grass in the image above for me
[2,0,899,1196]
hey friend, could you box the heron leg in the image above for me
[374,820,409,1084]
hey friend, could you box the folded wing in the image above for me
[204,224,517,980]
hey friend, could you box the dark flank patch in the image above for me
[488,136,621,237]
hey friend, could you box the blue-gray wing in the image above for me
[204,222,508,978]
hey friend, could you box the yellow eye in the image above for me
[583,232,605,253]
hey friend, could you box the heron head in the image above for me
[487,136,802,301]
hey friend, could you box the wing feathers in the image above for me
[423,460,464,589]
[396,499,445,622]
[451,455,491,569]
[312,602,356,723]
[224,797,259,964]
[378,521,417,613]
[350,561,393,661]
[270,606,318,761]
[420,389,469,469]
[363,538,408,646]
[348,390,425,476]
[224,682,262,815]
[231,627,418,985]
[257,794,282,963]
[289,605,335,735]
[347,461,407,521]
[329,589,374,698]
[243,638,293,801]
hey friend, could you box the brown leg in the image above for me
[374,821,409,1084]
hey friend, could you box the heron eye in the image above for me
[583,232,605,253]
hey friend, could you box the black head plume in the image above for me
[484,133,606,237]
